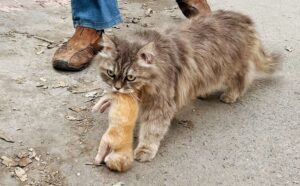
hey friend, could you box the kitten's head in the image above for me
[96,34,160,94]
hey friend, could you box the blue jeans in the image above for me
[71,0,122,31]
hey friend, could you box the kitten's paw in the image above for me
[197,93,210,100]
[104,152,133,172]
[219,93,238,104]
[94,155,103,165]
[134,144,158,162]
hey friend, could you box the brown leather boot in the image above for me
[52,26,102,71]
[177,0,211,18]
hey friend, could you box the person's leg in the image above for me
[176,0,211,18]
[52,0,122,71]
[71,0,122,31]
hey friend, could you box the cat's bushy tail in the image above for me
[253,46,282,75]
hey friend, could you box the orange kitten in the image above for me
[92,92,139,172]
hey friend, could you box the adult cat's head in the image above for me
[96,34,162,94]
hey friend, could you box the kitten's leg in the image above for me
[94,133,110,165]
[134,118,171,162]
[220,80,245,104]
[92,94,111,113]
[220,70,252,103]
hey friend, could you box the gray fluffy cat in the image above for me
[95,10,280,162]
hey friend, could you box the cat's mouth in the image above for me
[112,88,135,94]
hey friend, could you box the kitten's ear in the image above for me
[137,42,156,64]
[98,34,116,58]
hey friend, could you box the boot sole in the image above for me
[52,60,90,72]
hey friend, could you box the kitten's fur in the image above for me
[93,93,139,171]
[95,10,281,162]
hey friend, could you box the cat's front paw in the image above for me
[104,152,133,172]
[134,144,158,162]
[94,154,103,165]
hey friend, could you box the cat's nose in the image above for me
[114,82,122,90]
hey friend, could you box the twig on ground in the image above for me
[32,35,55,44]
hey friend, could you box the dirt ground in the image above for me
[0,0,299,185]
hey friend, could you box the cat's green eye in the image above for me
[107,69,115,78]
[126,75,136,81]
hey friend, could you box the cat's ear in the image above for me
[98,34,116,59]
[137,42,156,65]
